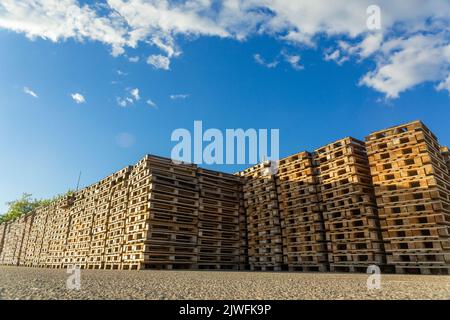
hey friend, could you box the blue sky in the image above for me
[0,1,449,213]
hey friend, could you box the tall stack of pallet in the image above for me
[441,146,450,173]
[197,168,241,270]
[366,121,450,274]
[0,222,5,258]
[64,192,85,268]
[24,207,49,267]
[46,200,72,268]
[315,137,384,272]
[18,213,34,265]
[0,222,12,264]
[87,176,114,270]
[237,179,249,270]
[104,167,131,269]
[276,152,328,271]
[142,156,199,270]
[241,161,283,271]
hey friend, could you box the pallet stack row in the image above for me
[315,138,385,272]
[441,146,450,173]
[197,168,242,270]
[0,216,27,266]
[46,202,71,268]
[366,121,450,274]
[241,161,283,271]
[104,167,132,269]
[123,155,200,270]
[276,152,328,272]
[64,190,90,269]
[18,213,34,265]
[0,223,5,257]
[1,120,449,274]
[24,207,48,267]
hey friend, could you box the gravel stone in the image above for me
[0,266,449,300]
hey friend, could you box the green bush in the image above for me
[0,191,74,224]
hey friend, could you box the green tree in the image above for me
[0,192,68,224]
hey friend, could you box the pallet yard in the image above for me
[0,120,449,274]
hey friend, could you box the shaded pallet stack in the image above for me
[64,191,91,269]
[441,146,450,173]
[122,155,199,270]
[237,179,249,269]
[0,222,13,264]
[144,156,199,270]
[276,152,328,272]
[104,167,132,269]
[366,121,450,274]
[87,177,113,270]
[315,137,384,272]
[241,161,283,271]
[0,217,26,265]
[88,167,132,269]
[0,222,5,258]
[37,204,58,267]
[197,168,241,270]
[46,200,72,268]
[24,207,49,267]
[18,213,35,266]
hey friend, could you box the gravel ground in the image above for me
[0,266,449,300]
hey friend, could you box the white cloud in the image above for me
[128,56,139,62]
[170,94,190,100]
[117,70,127,76]
[147,54,170,70]
[359,34,450,99]
[116,96,133,107]
[324,50,349,65]
[282,52,303,71]
[23,86,38,98]
[146,99,157,108]
[130,88,140,101]
[116,87,140,107]
[436,75,450,95]
[2,1,450,98]
[71,92,85,104]
[254,54,279,68]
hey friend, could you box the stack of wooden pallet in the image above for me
[143,156,199,270]
[238,179,249,270]
[441,146,450,172]
[0,222,5,260]
[366,121,450,274]
[122,155,199,270]
[104,167,131,269]
[0,216,26,266]
[197,168,241,270]
[46,200,72,268]
[87,176,114,270]
[24,207,49,267]
[315,137,384,272]
[18,213,34,266]
[241,161,283,271]
[276,152,328,272]
[0,222,12,264]
[64,192,84,268]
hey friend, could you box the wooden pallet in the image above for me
[366,120,450,272]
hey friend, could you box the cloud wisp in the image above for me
[71,92,85,104]
[23,86,38,98]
